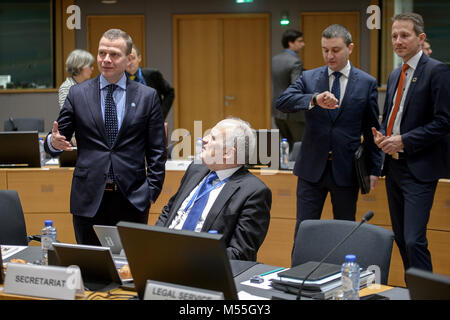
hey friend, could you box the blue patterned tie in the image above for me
[330,71,342,121]
[104,84,118,181]
[182,172,219,230]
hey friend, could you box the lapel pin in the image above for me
[131,102,136,107]
[412,77,417,82]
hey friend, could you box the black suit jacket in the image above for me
[45,75,167,218]
[155,163,271,261]
[381,54,450,181]
[140,68,175,120]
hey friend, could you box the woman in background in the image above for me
[58,49,94,108]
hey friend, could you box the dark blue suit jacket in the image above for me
[45,76,167,217]
[276,64,382,187]
[381,54,450,182]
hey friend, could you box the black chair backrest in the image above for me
[292,219,394,284]
[0,190,29,245]
[4,117,45,132]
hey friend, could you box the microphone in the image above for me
[295,211,374,300]
[8,117,18,131]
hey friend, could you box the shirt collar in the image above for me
[328,60,351,78]
[100,73,127,90]
[404,50,423,71]
[284,49,298,57]
[214,166,242,181]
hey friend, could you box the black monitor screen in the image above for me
[117,222,238,300]
[0,131,40,167]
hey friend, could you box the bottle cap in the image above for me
[208,230,218,234]
[282,138,287,141]
[345,254,356,262]
[44,220,53,226]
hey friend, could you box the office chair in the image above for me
[0,190,41,245]
[4,117,45,132]
[289,141,302,161]
[292,219,394,284]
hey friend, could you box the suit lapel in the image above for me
[115,78,137,145]
[385,67,402,119]
[86,76,108,142]
[165,166,210,227]
[333,66,357,122]
[401,54,427,120]
[201,167,245,231]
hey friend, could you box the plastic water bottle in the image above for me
[41,220,57,266]
[341,254,360,300]
[38,137,45,167]
[280,138,289,169]
[194,137,203,162]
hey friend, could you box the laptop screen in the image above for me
[117,222,238,300]
[0,131,40,167]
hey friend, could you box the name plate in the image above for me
[143,280,224,300]
[4,263,84,300]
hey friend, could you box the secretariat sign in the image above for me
[4,263,84,300]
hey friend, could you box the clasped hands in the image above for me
[371,128,404,155]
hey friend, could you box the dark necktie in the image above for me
[182,172,219,230]
[104,84,118,181]
[330,71,342,121]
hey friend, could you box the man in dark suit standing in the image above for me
[372,13,450,272]
[45,29,167,245]
[155,118,271,261]
[276,24,382,241]
[272,29,305,150]
[126,44,175,120]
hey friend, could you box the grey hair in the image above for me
[393,12,425,36]
[322,24,352,46]
[65,49,94,76]
[216,117,256,165]
[101,29,133,55]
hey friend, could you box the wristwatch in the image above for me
[312,93,319,106]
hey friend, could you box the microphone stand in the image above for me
[296,211,374,300]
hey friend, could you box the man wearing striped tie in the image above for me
[155,118,271,261]
[372,13,450,274]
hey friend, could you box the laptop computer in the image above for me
[117,221,238,300]
[52,242,130,292]
[93,225,125,257]
[0,131,41,167]
[406,268,450,300]
[59,147,77,167]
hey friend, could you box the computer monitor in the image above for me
[93,225,123,255]
[406,268,450,300]
[0,131,40,167]
[116,222,238,300]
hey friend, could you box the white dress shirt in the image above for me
[386,50,423,137]
[169,166,242,232]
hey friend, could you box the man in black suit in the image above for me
[126,44,175,120]
[45,29,167,245]
[372,13,450,272]
[155,118,271,261]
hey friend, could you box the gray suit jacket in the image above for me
[271,50,304,121]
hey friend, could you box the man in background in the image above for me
[422,38,432,56]
[126,44,175,120]
[272,29,305,150]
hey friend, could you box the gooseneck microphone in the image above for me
[295,211,374,300]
